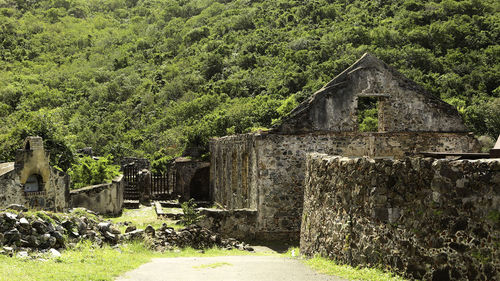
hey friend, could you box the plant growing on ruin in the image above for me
[68,155,120,189]
[180,199,204,226]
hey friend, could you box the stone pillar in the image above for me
[138,169,152,205]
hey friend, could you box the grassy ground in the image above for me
[0,241,262,281]
[108,206,183,232]
[282,248,408,281]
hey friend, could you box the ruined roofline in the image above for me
[0,162,15,177]
[271,52,462,133]
[209,131,475,142]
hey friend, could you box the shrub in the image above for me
[180,199,204,226]
[68,155,120,189]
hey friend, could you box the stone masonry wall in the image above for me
[209,134,258,210]
[301,154,500,281]
[275,53,467,134]
[69,175,124,215]
[0,166,69,212]
[198,208,257,241]
[211,131,479,241]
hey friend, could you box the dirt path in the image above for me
[115,255,347,281]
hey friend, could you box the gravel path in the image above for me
[115,255,347,281]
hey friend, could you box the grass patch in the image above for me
[282,248,407,281]
[0,241,153,281]
[0,242,264,281]
[304,256,407,281]
[193,262,232,269]
[108,206,183,232]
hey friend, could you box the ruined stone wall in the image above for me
[69,175,124,215]
[198,208,257,241]
[48,167,70,211]
[209,134,258,209]
[255,132,478,240]
[301,154,500,281]
[211,131,478,241]
[0,166,69,211]
[276,53,467,134]
[0,168,27,208]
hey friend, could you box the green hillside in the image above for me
[0,0,499,170]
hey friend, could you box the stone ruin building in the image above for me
[121,157,210,208]
[208,53,480,241]
[0,136,70,211]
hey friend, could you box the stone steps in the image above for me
[123,200,140,209]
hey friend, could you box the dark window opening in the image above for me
[25,141,30,150]
[357,96,379,132]
[25,174,43,192]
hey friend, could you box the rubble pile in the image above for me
[145,224,253,252]
[0,208,121,256]
[0,206,252,257]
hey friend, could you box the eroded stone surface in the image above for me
[301,154,500,281]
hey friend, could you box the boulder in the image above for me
[144,225,155,236]
[4,228,21,243]
[32,220,48,234]
[125,225,136,233]
[49,248,61,258]
[98,222,112,233]
[3,213,17,224]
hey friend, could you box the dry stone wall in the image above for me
[301,154,500,281]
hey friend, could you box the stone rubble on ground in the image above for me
[143,223,254,252]
[0,206,252,259]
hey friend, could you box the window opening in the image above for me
[357,96,379,132]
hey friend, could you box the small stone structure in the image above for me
[301,154,499,281]
[209,53,479,241]
[0,137,70,211]
[69,175,124,216]
[172,158,210,202]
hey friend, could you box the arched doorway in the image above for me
[24,174,43,192]
[189,167,210,201]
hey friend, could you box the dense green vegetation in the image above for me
[0,0,498,169]
[67,155,120,189]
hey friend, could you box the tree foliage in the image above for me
[0,0,498,166]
